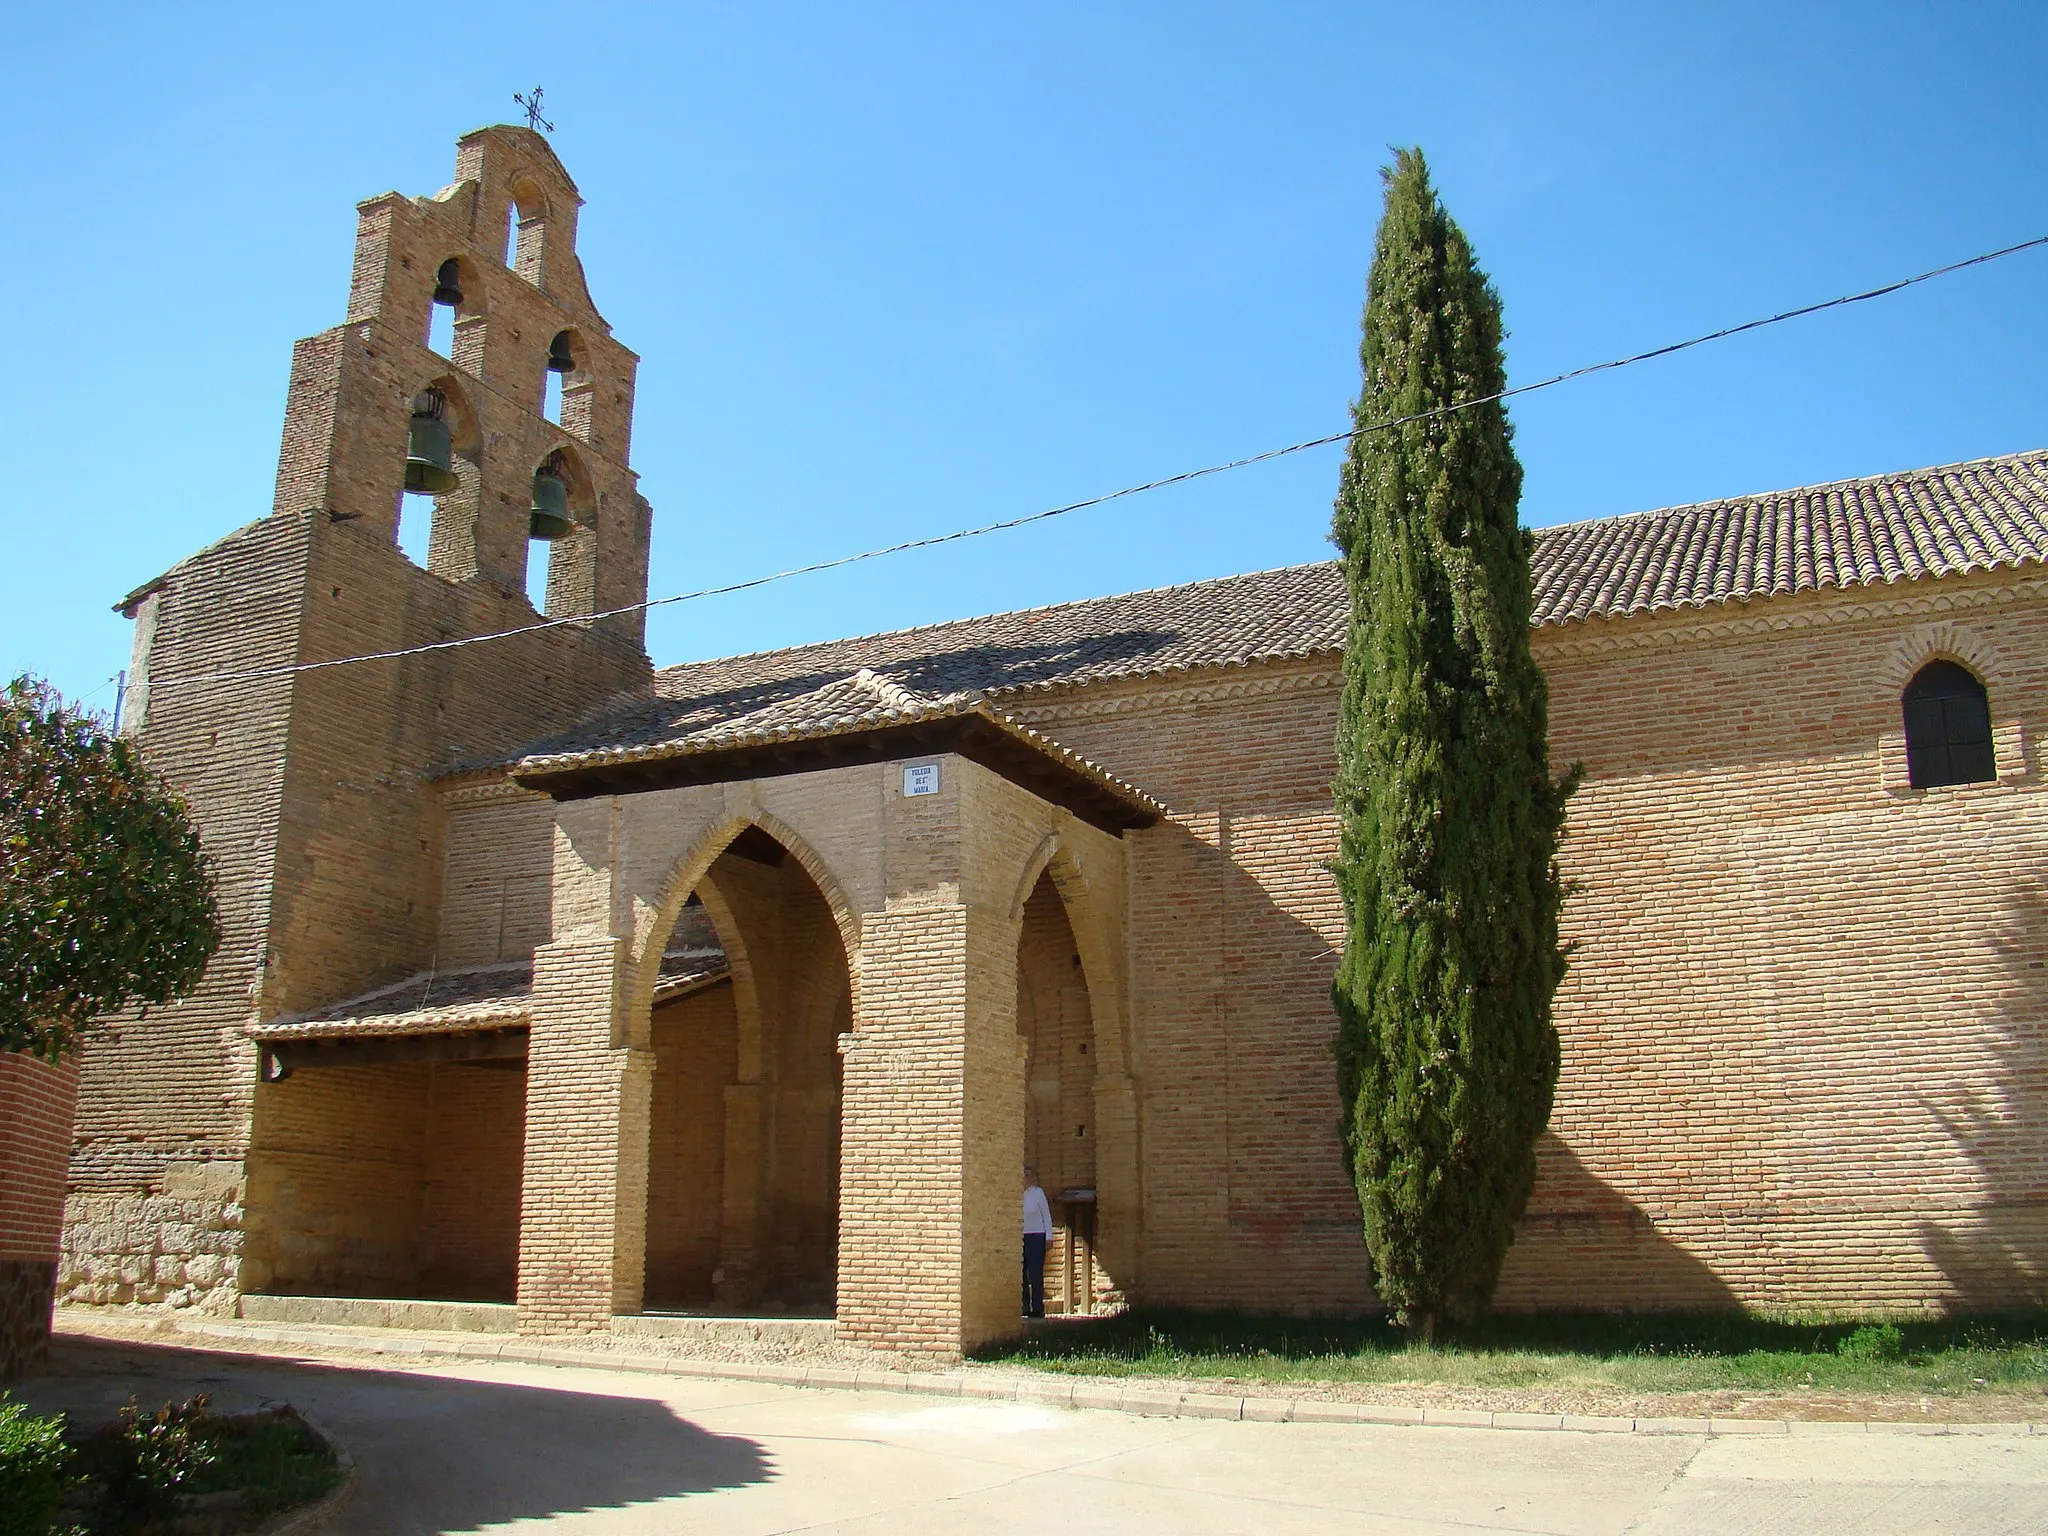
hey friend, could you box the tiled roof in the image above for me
[250,948,729,1040]
[515,668,1167,824]
[1530,450,2048,625]
[497,450,2048,770]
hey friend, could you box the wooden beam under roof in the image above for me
[513,714,1161,833]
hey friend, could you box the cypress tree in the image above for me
[1330,149,1576,1340]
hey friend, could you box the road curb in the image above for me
[62,1314,2046,1440]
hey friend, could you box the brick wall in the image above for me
[244,1057,526,1301]
[420,1063,526,1300]
[646,983,737,1307]
[1012,574,2048,1316]
[1011,668,1370,1314]
[1493,579,2048,1312]
[244,1063,431,1296]
[1,1052,78,1378]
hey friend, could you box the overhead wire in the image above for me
[148,232,2048,693]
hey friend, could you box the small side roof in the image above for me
[511,668,1166,831]
[249,948,729,1042]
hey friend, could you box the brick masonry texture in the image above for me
[1,1053,77,1378]
[66,126,2048,1359]
[65,127,652,1313]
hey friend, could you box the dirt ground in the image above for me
[49,1311,2046,1426]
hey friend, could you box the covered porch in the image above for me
[241,679,1161,1357]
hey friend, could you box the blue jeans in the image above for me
[1021,1232,1048,1317]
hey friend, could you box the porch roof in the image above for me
[248,947,730,1042]
[508,669,1167,832]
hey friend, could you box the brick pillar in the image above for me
[960,901,1029,1350]
[837,895,1025,1356]
[1,1052,80,1381]
[1091,1071,1142,1292]
[516,799,652,1333]
[838,898,967,1353]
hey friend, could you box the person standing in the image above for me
[1021,1165,1053,1318]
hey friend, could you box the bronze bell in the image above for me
[432,259,464,307]
[546,331,575,374]
[404,396,459,495]
[529,467,573,540]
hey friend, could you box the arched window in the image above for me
[506,180,549,283]
[1903,659,1995,789]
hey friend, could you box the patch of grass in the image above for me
[184,1408,341,1522]
[60,1399,341,1535]
[971,1309,2048,1398]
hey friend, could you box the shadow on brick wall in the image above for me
[1495,1134,1737,1312]
[1916,876,2048,1309]
[20,1332,772,1530]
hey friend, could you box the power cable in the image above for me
[149,231,2048,692]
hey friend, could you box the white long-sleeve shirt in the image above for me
[1022,1184,1053,1237]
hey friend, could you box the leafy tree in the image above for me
[1330,149,1577,1339]
[1,676,220,1062]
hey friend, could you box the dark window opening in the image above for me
[1903,659,1995,789]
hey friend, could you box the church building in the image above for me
[54,128,2048,1357]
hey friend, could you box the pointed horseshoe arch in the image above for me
[1008,829,1126,1080]
[632,810,863,1034]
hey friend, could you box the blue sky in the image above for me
[5,3,2044,706]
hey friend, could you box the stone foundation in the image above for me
[60,1160,245,1313]
[0,1259,56,1382]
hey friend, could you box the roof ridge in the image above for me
[847,666,971,712]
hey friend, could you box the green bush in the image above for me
[0,1395,73,1536]
[1837,1323,1906,1362]
[81,1394,219,1531]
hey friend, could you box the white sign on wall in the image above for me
[902,761,941,797]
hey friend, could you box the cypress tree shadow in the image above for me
[1494,1134,1738,1313]
[1916,875,2048,1309]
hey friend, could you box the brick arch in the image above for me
[507,176,553,282]
[1009,829,1127,1081]
[630,810,863,1042]
[534,439,597,521]
[1878,621,2014,699]
[415,372,481,456]
[432,252,487,317]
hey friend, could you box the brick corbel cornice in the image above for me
[1531,574,2048,662]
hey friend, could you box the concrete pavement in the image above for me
[17,1333,2047,1533]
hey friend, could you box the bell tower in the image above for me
[67,128,656,1313]
[272,124,651,631]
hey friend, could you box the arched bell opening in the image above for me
[505,178,551,284]
[1016,870,1113,1316]
[524,443,595,615]
[542,329,575,425]
[642,825,851,1316]
[397,376,482,573]
[425,253,484,368]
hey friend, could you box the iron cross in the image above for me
[514,87,555,134]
